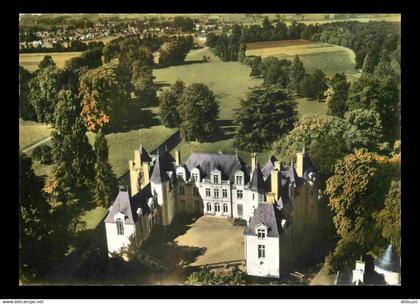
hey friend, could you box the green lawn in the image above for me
[19,119,53,150]
[78,206,108,231]
[296,97,327,117]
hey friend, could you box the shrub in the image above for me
[32,145,52,165]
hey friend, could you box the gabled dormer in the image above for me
[191,167,201,182]
[255,223,268,239]
[234,170,244,186]
[211,168,221,184]
[176,166,187,182]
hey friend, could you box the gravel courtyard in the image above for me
[175,215,246,266]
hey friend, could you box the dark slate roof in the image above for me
[262,155,278,179]
[186,152,249,183]
[245,202,286,237]
[150,151,175,184]
[104,184,153,224]
[374,245,401,273]
[249,163,265,192]
[139,145,152,163]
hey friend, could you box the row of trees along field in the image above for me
[207,18,400,82]
[20,40,105,53]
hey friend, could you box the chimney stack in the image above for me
[271,168,279,201]
[274,161,281,171]
[175,150,181,166]
[251,153,258,172]
[296,148,305,178]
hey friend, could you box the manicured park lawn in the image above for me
[296,97,327,117]
[19,52,82,72]
[78,206,108,231]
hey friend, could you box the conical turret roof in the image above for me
[249,163,265,192]
[374,244,400,273]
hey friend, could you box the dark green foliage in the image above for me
[185,268,246,285]
[93,131,118,208]
[235,85,297,152]
[324,236,364,273]
[326,73,350,118]
[376,179,401,255]
[361,52,375,75]
[344,109,383,151]
[238,43,247,63]
[179,83,220,142]
[159,80,185,128]
[19,151,52,280]
[158,36,193,67]
[208,25,242,62]
[261,57,292,87]
[308,135,347,189]
[32,145,53,165]
[298,70,328,101]
[53,90,82,134]
[289,55,306,94]
[173,16,194,32]
[50,119,95,196]
[38,55,56,69]
[131,61,156,101]
[27,65,64,124]
[250,56,263,77]
[347,75,399,141]
[19,66,36,120]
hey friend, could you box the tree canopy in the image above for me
[159,80,185,128]
[235,85,297,152]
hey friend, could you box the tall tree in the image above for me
[19,151,52,281]
[53,89,82,134]
[325,151,400,264]
[131,61,156,101]
[326,73,350,118]
[27,65,64,124]
[79,66,129,131]
[347,75,399,141]
[261,57,291,87]
[38,55,56,70]
[179,83,220,142]
[376,179,401,255]
[93,131,118,208]
[250,56,263,77]
[235,85,297,152]
[298,70,328,100]
[361,52,375,75]
[19,66,36,120]
[289,55,306,94]
[159,80,185,128]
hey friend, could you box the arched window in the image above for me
[223,203,228,213]
[116,218,124,235]
[215,202,220,212]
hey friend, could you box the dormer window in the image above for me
[257,228,266,239]
[235,175,243,185]
[116,218,124,235]
[213,174,219,184]
[192,172,199,182]
[177,172,184,179]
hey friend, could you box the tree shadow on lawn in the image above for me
[105,103,161,134]
[205,119,237,143]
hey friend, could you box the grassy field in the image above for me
[19,119,53,150]
[19,52,82,72]
[246,39,359,78]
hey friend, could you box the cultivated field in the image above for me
[246,39,359,78]
[175,216,245,266]
[19,52,82,72]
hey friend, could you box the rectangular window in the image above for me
[213,175,219,184]
[214,188,219,198]
[206,188,211,197]
[193,187,199,196]
[252,193,255,200]
[257,229,266,239]
[207,202,212,212]
[237,190,243,199]
[179,185,185,196]
[236,175,242,185]
[215,203,220,212]
[237,204,243,217]
[116,218,124,235]
[258,245,265,259]
[222,189,228,198]
[223,204,228,213]
[192,173,199,182]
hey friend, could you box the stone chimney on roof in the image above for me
[175,150,181,166]
[251,153,258,173]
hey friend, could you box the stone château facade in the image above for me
[104,144,320,279]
